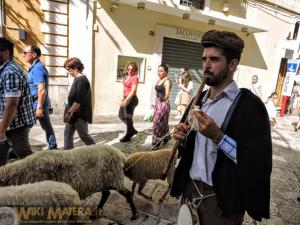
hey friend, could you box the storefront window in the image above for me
[116,55,146,83]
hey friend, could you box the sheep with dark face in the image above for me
[0,144,137,220]
[0,181,81,225]
[124,149,175,201]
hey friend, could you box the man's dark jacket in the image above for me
[170,88,272,221]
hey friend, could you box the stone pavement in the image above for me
[28,112,300,225]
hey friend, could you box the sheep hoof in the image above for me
[90,208,103,220]
[90,214,97,220]
[131,213,138,220]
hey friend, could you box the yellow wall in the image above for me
[3,0,45,70]
[234,5,292,101]
[94,0,261,115]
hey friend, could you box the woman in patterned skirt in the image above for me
[152,64,172,149]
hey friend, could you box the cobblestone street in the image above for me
[28,113,300,225]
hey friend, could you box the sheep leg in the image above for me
[148,183,159,199]
[118,189,138,220]
[138,182,153,200]
[131,181,137,197]
[159,185,170,202]
[137,182,145,195]
[90,190,110,220]
[98,190,110,209]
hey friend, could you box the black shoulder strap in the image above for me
[180,89,241,131]
[220,90,242,132]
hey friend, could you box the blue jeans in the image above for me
[64,118,95,150]
[38,109,57,149]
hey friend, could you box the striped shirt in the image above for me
[0,60,36,130]
[190,81,239,186]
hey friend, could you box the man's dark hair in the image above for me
[0,38,14,57]
[30,45,41,57]
[201,30,244,63]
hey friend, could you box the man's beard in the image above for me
[204,66,229,86]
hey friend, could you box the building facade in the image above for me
[1,0,300,116]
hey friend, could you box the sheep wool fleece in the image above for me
[0,144,126,199]
[0,181,81,207]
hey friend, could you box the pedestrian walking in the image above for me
[152,64,172,149]
[118,61,139,142]
[23,45,57,149]
[63,57,95,149]
[174,67,188,118]
[0,38,35,166]
[171,30,272,225]
[249,74,262,98]
[175,71,193,120]
[294,98,300,131]
[265,92,278,128]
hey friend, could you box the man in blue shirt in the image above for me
[0,38,35,165]
[23,45,57,149]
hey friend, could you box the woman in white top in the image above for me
[265,92,278,128]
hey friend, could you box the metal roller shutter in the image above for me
[161,37,204,109]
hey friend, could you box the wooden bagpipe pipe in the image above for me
[160,75,206,180]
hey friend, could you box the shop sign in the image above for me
[176,28,203,42]
[282,59,300,96]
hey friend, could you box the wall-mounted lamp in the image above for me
[110,2,119,12]
[182,13,190,20]
[149,30,155,36]
[222,2,230,15]
[208,19,215,25]
[137,2,145,10]
[241,27,250,36]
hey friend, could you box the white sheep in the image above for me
[0,144,137,220]
[0,181,81,225]
[124,149,175,201]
